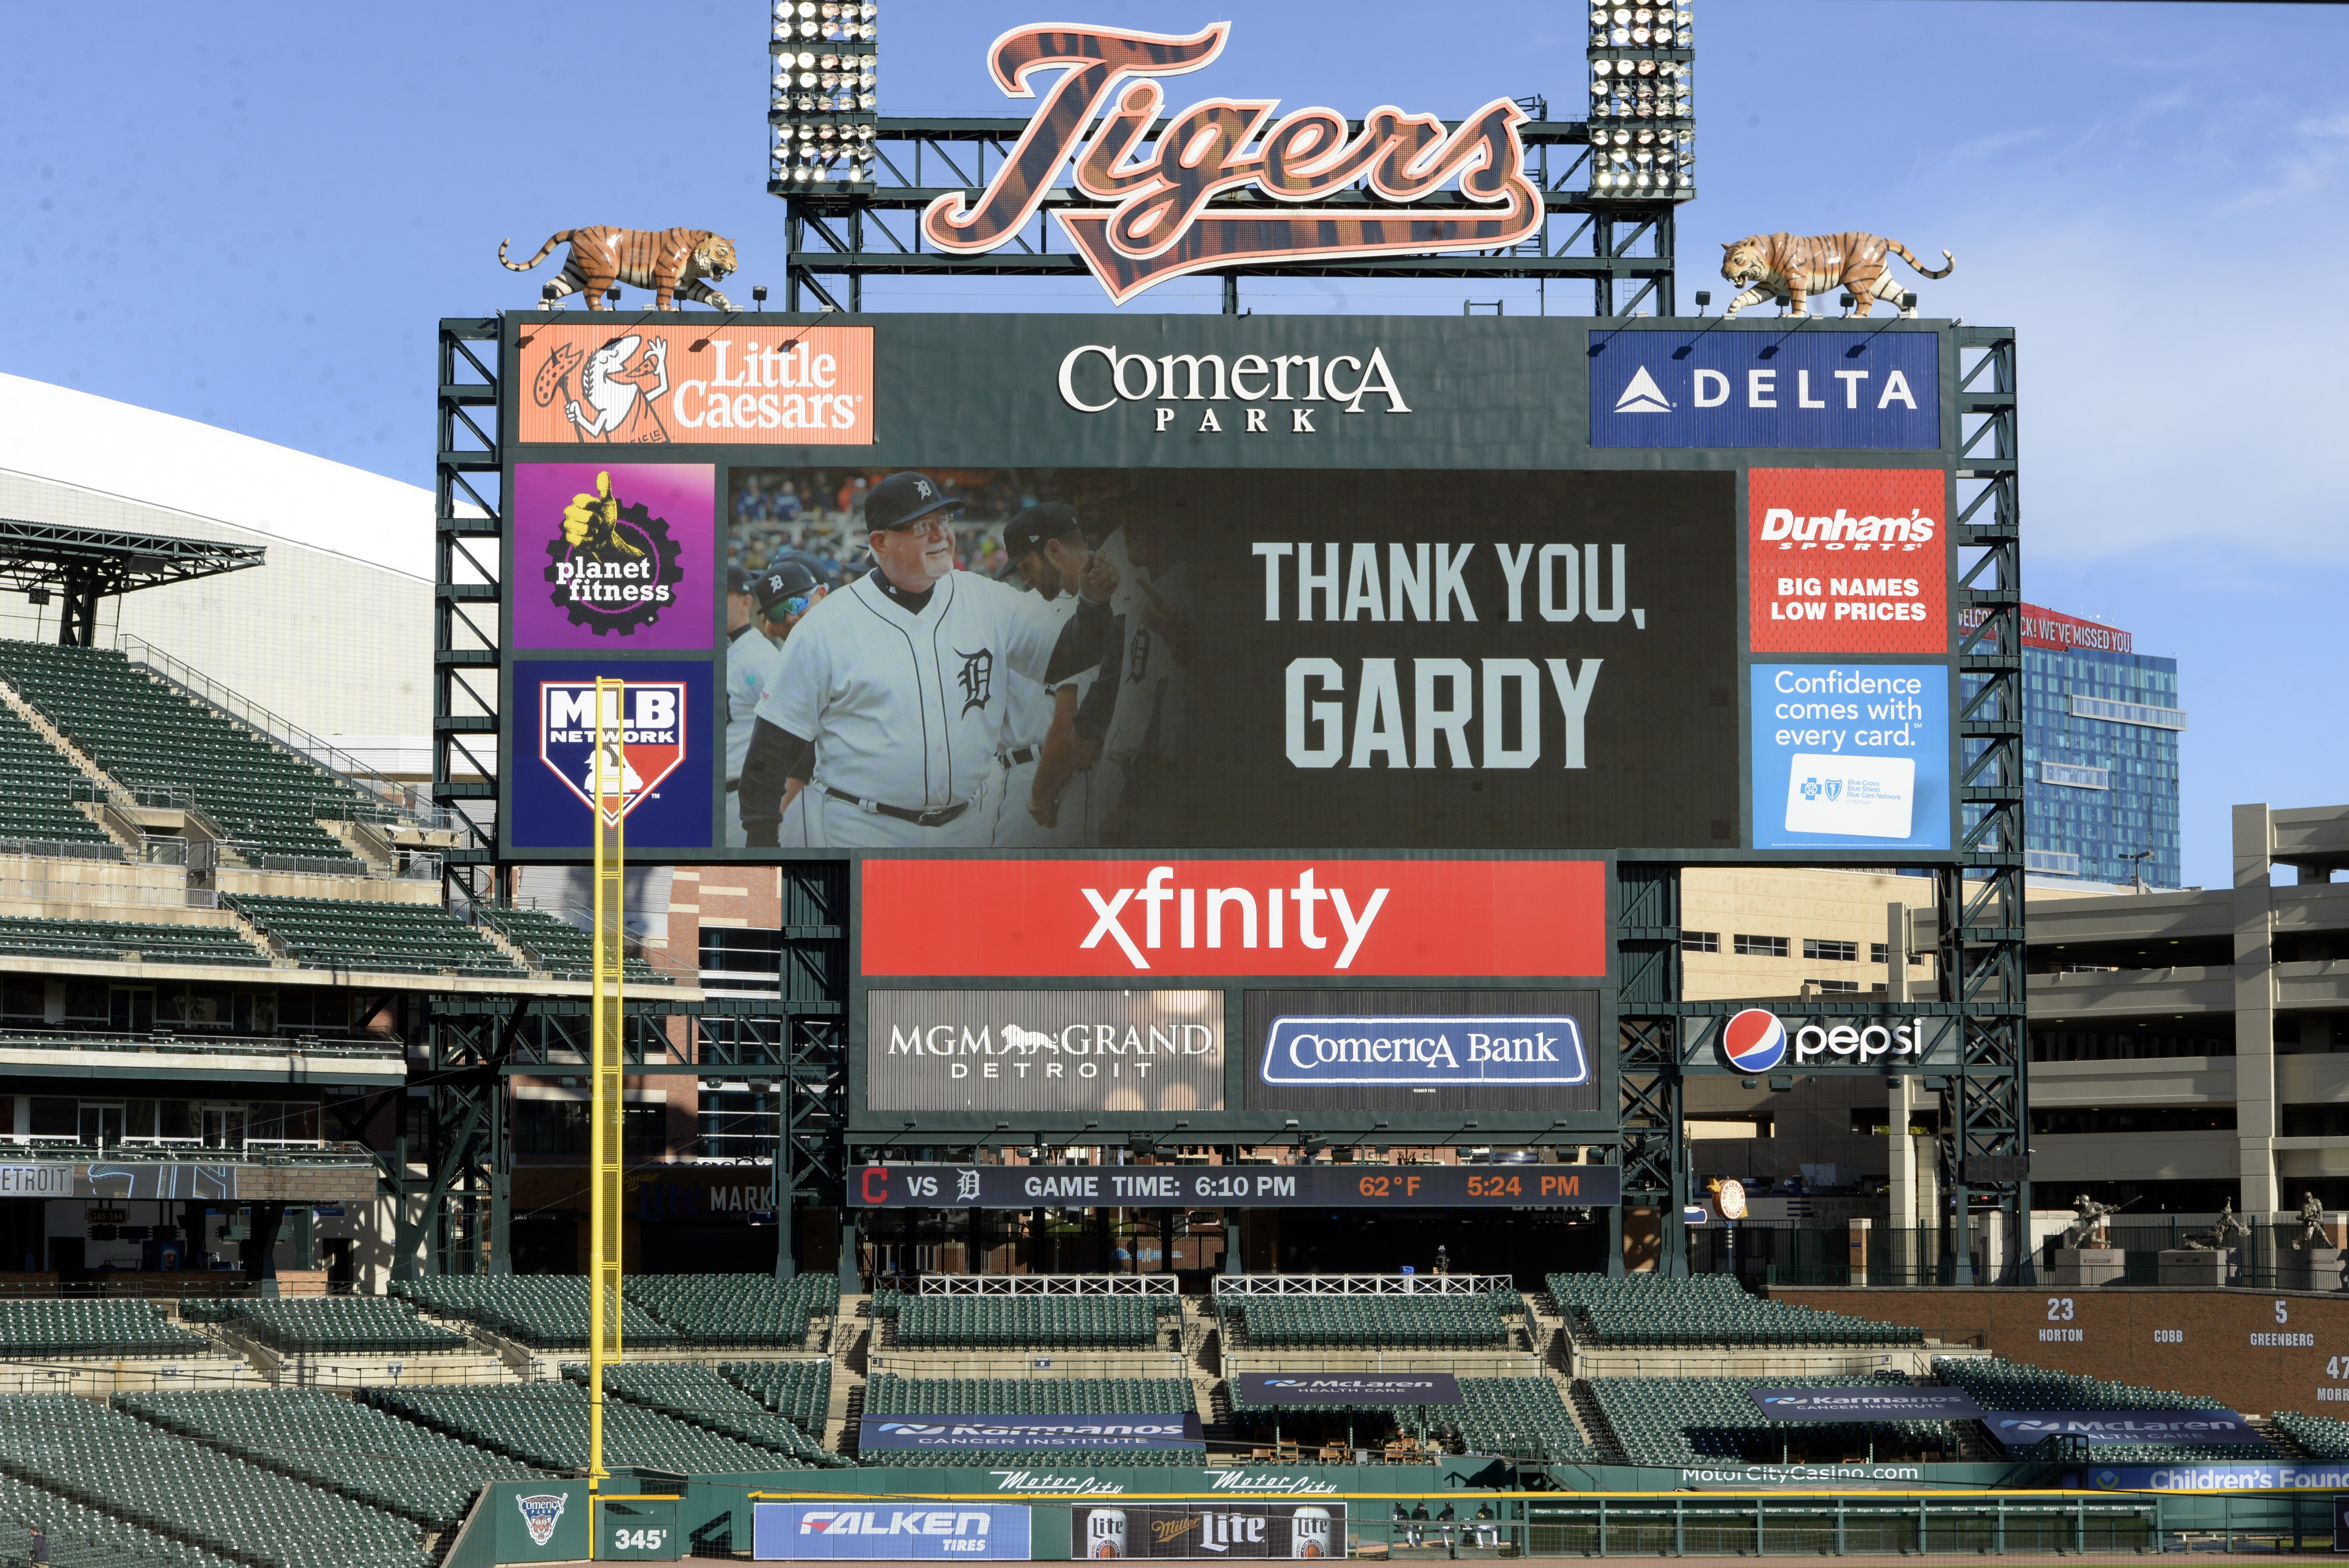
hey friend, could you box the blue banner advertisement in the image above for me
[1259,1015,1588,1088]
[860,1415,1203,1451]
[509,659,715,849]
[753,1502,1032,1561]
[1749,663,1950,851]
[1588,327,1941,449]
[1992,1410,2263,1448]
[2074,1463,2349,1493]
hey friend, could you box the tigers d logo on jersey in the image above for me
[538,680,687,824]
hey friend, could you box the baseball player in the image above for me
[992,504,1105,847]
[1074,517,1190,844]
[738,470,1119,849]
[724,561,826,847]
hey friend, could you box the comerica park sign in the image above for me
[925,23,1543,303]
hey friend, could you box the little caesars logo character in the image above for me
[543,470,686,637]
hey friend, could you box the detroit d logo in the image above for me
[542,469,686,637]
[517,1493,568,1547]
[955,648,993,716]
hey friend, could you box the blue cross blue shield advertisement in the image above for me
[1750,663,1950,851]
[511,660,714,849]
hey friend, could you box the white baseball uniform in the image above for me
[723,623,784,848]
[991,592,1098,848]
[757,568,1084,849]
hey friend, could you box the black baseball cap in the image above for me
[727,565,758,596]
[1002,503,1082,563]
[754,560,821,618]
[865,470,963,532]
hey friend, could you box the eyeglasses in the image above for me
[879,514,955,538]
[767,593,816,620]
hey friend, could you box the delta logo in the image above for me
[1720,1008,1787,1073]
[538,680,687,824]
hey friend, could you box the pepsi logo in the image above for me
[1721,1008,1787,1072]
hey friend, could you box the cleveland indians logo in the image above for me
[955,648,994,716]
[923,23,1542,304]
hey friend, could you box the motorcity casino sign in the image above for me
[925,23,1542,304]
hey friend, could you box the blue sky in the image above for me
[3,1,2342,886]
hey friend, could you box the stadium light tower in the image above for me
[771,1,878,190]
[1586,3,1694,199]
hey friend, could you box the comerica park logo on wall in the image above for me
[517,1493,568,1547]
[538,681,687,824]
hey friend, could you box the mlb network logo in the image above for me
[538,680,687,824]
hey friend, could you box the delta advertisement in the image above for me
[860,1414,1203,1452]
[1587,327,1942,450]
[752,1502,1031,1561]
[1077,1502,1345,1560]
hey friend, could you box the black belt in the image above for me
[724,779,740,793]
[822,785,970,828]
[998,745,1040,768]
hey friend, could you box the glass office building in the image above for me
[2011,604,2184,888]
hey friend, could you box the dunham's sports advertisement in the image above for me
[494,313,1961,860]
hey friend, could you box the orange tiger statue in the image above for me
[1719,232,1952,319]
[498,227,739,311]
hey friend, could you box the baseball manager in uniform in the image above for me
[738,470,1118,849]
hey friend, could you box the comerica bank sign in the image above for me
[1260,1015,1589,1088]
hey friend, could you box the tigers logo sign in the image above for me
[925,23,1544,304]
[515,324,874,446]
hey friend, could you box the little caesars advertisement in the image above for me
[867,990,1223,1113]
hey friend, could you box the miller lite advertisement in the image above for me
[509,661,714,849]
[1082,1503,1344,1560]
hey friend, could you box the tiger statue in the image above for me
[498,227,739,311]
[1719,232,1953,319]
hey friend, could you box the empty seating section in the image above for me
[390,1277,679,1349]
[211,1299,466,1357]
[225,896,521,978]
[360,1382,802,1476]
[0,917,265,967]
[1548,1272,1922,1347]
[0,702,114,850]
[116,1389,543,1527]
[478,904,670,985]
[903,1447,1197,1469]
[0,1302,207,1358]
[1233,1296,1508,1349]
[2273,1411,2349,1460]
[1454,1379,1596,1463]
[0,1468,237,1568]
[1590,1375,1943,1467]
[864,1373,1192,1416]
[892,1294,1163,1349]
[623,1273,838,1347]
[1933,1356,2261,1462]
[562,1361,843,1465]
[0,1394,423,1568]
[722,1360,834,1432]
[0,641,371,863]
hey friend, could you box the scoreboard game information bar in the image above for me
[850,1163,1620,1208]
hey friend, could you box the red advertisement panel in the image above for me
[1960,602,2134,655]
[1748,469,1947,654]
[860,859,1605,978]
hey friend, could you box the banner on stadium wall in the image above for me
[1076,1501,1346,1559]
[2073,1462,2349,1493]
[753,1502,1032,1560]
[1243,989,1602,1114]
[860,1415,1202,1451]
[1989,1410,2263,1448]
[1236,1374,1461,1406]
[1748,1388,1983,1422]
[1589,328,1941,450]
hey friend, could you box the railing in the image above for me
[224,843,441,881]
[0,1030,401,1059]
[0,874,214,911]
[115,633,457,832]
[920,1274,1180,1296]
[1214,1273,1515,1296]
[0,1137,377,1163]
[0,835,124,863]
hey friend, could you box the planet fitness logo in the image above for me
[542,469,686,637]
[1720,1008,1787,1073]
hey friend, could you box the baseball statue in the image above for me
[2294,1191,2332,1251]
[2062,1193,2125,1249]
[737,471,1119,849]
[2183,1198,2250,1253]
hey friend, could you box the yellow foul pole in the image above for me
[589,677,626,1534]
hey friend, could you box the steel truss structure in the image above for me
[1612,330,2029,1283]
[423,321,846,1278]
[779,116,1680,317]
[0,519,265,647]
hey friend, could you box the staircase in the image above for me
[1566,1378,1628,1463]
[2251,1414,2315,1461]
